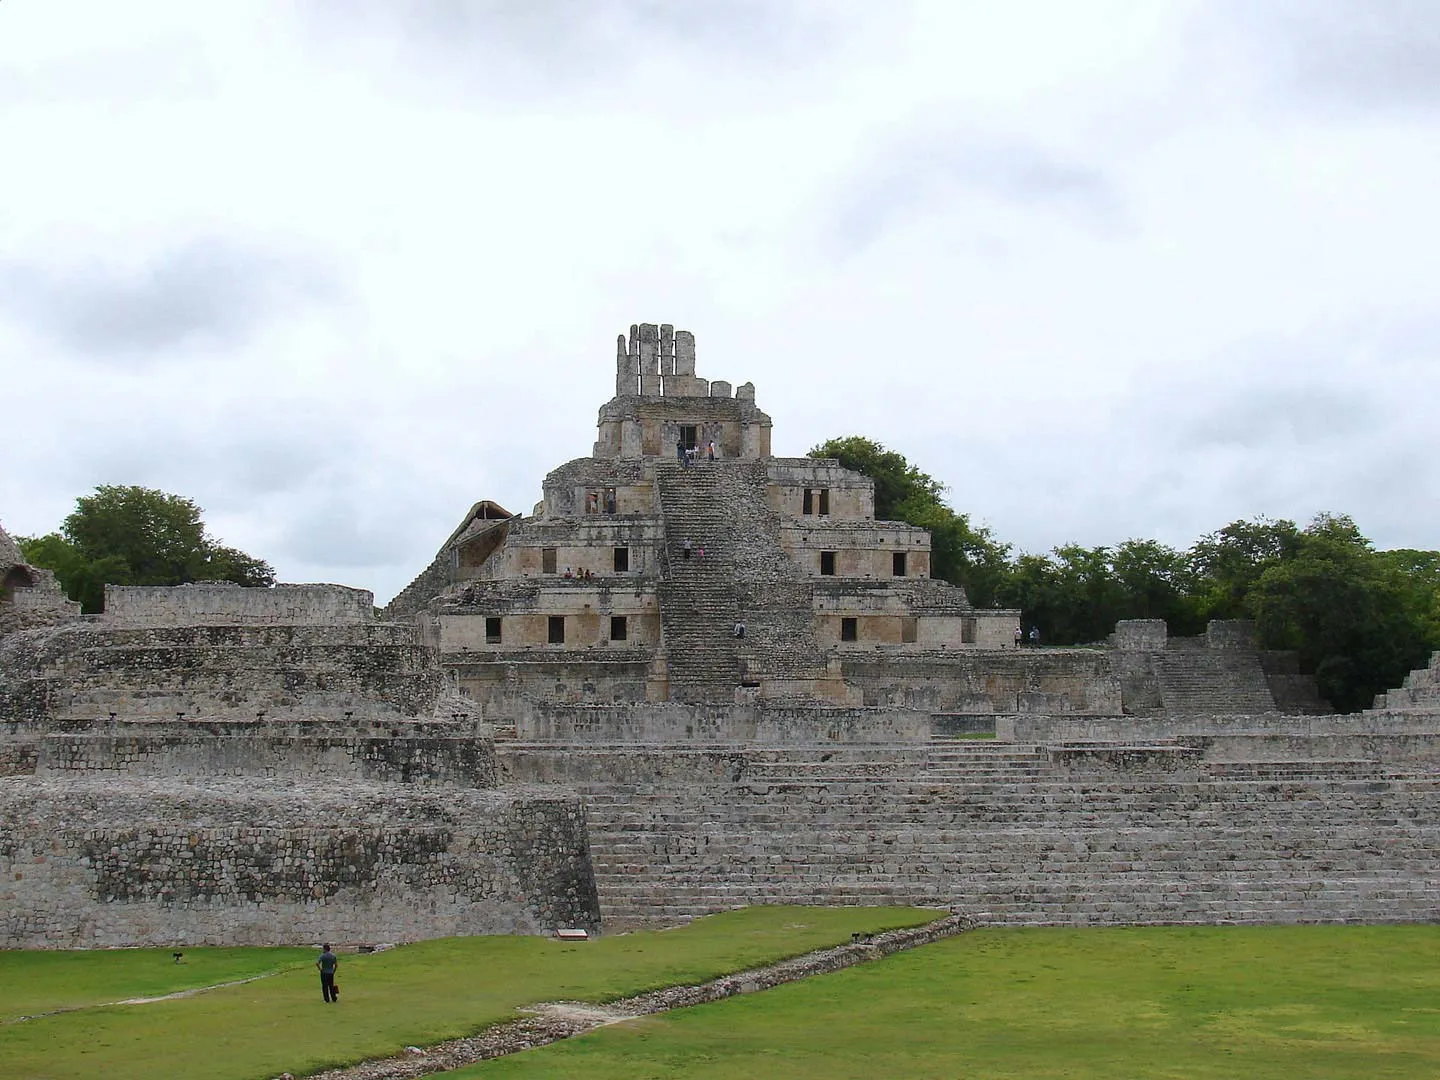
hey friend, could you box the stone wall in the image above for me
[36,727,500,787]
[509,702,933,744]
[840,650,1123,713]
[450,656,657,709]
[0,778,598,948]
[1,621,450,724]
[103,583,374,626]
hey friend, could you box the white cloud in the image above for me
[2,1,1436,602]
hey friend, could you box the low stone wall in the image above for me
[1007,712,1440,744]
[0,777,599,948]
[512,702,932,744]
[1,621,448,724]
[37,733,499,787]
[102,583,375,626]
[841,650,1123,714]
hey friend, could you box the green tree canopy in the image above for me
[19,485,275,613]
[1243,514,1436,712]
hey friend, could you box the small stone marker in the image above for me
[556,927,589,941]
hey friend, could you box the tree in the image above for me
[810,436,1010,605]
[19,485,275,613]
[1188,517,1303,621]
[1246,514,1437,712]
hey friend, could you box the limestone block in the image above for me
[709,380,732,398]
[638,323,660,375]
[675,330,696,376]
[662,375,708,398]
[1113,620,1168,652]
[736,381,756,402]
[660,324,675,376]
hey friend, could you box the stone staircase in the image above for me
[1156,641,1277,715]
[655,461,825,702]
[566,746,1440,929]
[1373,652,1440,713]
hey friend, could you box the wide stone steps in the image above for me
[1156,649,1276,714]
[655,461,826,701]
[595,877,1439,928]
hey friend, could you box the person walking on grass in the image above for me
[317,943,339,1003]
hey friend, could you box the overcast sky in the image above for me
[2,1,1437,604]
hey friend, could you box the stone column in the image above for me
[615,334,637,397]
[660,324,675,377]
[674,330,696,377]
[637,323,661,396]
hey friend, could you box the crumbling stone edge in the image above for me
[296,910,978,1080]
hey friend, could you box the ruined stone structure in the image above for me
[0,523,80,637]
[0,576,598,948]
[2,325,1437,945]
[390,322,1018,709]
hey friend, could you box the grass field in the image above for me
[457,924,1440,1080]
[0,906,937,1080]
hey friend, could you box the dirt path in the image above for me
[296,912,975,1080]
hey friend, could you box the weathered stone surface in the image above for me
[0,777,598,947]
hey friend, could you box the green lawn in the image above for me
[0,906,938,1080]
[0,946,314,1021]
[458,925,1440,1080]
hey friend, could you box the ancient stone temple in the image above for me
[390,322,1019,709]
[3,324,1439,944]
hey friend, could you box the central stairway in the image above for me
[655,460,826,702]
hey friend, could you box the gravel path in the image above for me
[293,912,975,1080]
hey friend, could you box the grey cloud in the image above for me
[0,240,343,363]
[1180,384,1379,450]
[0,40,217,108]
[1219,0,1440,110]
[276,493,426,569]
[830,131,1123,253]
[300,0,858,96]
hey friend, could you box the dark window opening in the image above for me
[485,617,502,644]
[820,551,836,576]
[818,488,830,515]
[548,615,565,644]
[802,488,813,515]
[2,565,35,601]
[961,617,977,644]
[893,551,907,577]
[614,547,630,572]
[610,615,628,642]
[841,617,858,642]
[542,547,557,574]
[901,617,918,644]
[680,425,698,450]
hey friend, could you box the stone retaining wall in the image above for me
[0,778,599,948]
[512,702,932,744]
[102,583,375,626]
